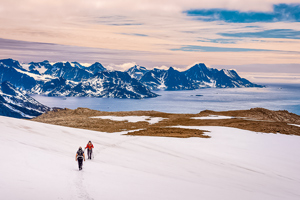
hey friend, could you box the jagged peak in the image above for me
[70,61,86,69]
[90,62,103,66]
[127,65,147,71]
[134,65,146,70]
[88,62,105,69]
[29,60,50,65]
[0,58,18,63]
[168,66,175,71]
[189,63,208,70]
[0,58,22,69]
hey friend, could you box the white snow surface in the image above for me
[1,116,300,200]
[21,63,30,71]
[90,115,165,124]
[289,124,300,127]
[35,65,48,74]
[191,115,235,120]
[14,68,52,81]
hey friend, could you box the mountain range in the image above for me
[138,64,261,90]
[0,58,263,99]
[0,59,157,99]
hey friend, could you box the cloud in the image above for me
[106,62,137,71]
[198,38,242,44]
[185,3,300,23]
[238,72,300,83]
[110,23,143,26]
[96,15,144,26]
[0,38,165,67]
[171,45,273,52]
[219,29,300,39]
[120,33,148,37]
[153,65,170,70]
[1,0,300,72]
[212,63,300,73]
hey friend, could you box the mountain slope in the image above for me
[139,68,167,90]
[0,81,50,118]
[1,116,300,200]
[164,67,195,90]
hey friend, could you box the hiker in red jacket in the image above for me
[85,141,94,159]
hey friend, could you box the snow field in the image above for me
[1,116,300,200]
[191,115,235,120]
[90,115,165,124]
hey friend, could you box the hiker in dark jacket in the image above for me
[75,147,85,170]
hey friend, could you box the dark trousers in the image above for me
[87,149,92,159]
[78,157,83,170]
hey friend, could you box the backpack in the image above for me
[77,149,84,158]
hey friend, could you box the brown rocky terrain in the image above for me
[31,107,300,138]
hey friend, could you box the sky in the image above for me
[0,0,300,79]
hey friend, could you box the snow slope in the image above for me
[1,116,300,200]
[90,115,165,124]
[191,115,235,120]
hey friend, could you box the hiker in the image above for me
[75,147,85,170]
[85,141,94,159]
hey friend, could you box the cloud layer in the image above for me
[185,4,300,23]
[0,1,300,73]
[219,29,300,39]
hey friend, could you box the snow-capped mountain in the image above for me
[43,61,93,82]
[0,58,25,71]
[184,63,260,88]
[0,81,50,118]
[140,67,194,90]
[126,65,149,80]
[139,68,168,90]
[70,61,86,69]
[30,77,75,96]
[0,58,262,99]
[85,62,106,74]
[0,59,156,99]
[27,60,53,75]
[139,63,262,90]
[0,59,38,90]
[68,71,158,98]
[28,61,106,82]
[31,72,157,98]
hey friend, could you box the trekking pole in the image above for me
[83,148,86,162]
